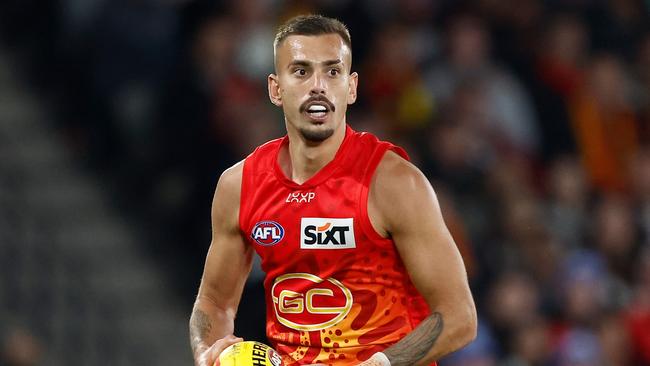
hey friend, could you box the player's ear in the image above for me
[268,74,282,107]
[347,71,358,105]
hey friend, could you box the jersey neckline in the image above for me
[273,125,354,189]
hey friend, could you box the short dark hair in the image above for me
[274,14,351,51]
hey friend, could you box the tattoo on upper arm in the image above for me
[190,309,212,353]
[383,312,443,366]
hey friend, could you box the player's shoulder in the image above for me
[375,150,429,190]
[212,161,244,227]
[217,160,244,196]
[241,136,285,171]
[248,136,286,160]
[369,150,435,233]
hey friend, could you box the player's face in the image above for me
[269,34,358,142]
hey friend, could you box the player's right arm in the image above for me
[190,161,253,366]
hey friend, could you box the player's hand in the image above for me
[310,352,390,366]
[355,353,391,366]
[197,334,243,366]
[310,361,385,366]
[309,361,385,366]
[354,359,388,366]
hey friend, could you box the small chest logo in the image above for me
[251,221,284,246]
[300,218,356,249]
[286,192,316,203]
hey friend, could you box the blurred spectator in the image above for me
[545,155,588,251]
[502,317,551,366]
[588,0,647,59]
[592,194,639,286]
[557,251,608,327]
[554,328,603,366]
[569,54,639,193]
[362,23,432,133]
[214,0,282,156]
[425,12,539,157]
[439,321,497,366]
[535,14,587,101]
[230,0,276,81]
[630,148,650,244]
[625,245,650,365]
[532,13,587,160]
[428,109,491,193]
[152,15,239,222]
[598,312,632,366]
[1,327,42,366]
[634,31,650,143]
[486,271,541,353]
[433,182,478,280]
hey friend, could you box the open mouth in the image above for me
[301,97,335,122]
[306,104,328,119]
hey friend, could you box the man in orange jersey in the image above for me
[190,15,477,366]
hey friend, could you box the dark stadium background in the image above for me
[1,0,649,365]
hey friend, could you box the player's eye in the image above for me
[329,68,340,76]
[293,68,306,76]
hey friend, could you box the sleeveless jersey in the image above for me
[240,125,433,365]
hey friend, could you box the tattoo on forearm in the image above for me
[190,309,212,354]
[383,312,443,366]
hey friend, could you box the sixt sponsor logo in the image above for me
[286,191,316,203]
[271,273,353,331]
[300,218,356,249]
[251,221,284,246]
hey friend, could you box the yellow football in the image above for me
[218,341,284,366]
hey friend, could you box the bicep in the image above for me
[376,160,471,308]
[197,163,253,312]
[392,189,469,307]
[198,230,253,311]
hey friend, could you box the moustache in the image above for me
[299,96,336,113]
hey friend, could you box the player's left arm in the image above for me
[363,151,477,366]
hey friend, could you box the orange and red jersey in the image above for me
[239,125,433,365]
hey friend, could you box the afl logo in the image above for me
[271,273,353,331]
[251,221,285,246]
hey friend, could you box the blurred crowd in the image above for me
[2,0,650,365]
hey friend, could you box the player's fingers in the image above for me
[209,336,244,366]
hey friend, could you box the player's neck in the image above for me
[282,123,346,185]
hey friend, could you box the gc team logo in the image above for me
[271,273,353,331]
[251,221,284,246]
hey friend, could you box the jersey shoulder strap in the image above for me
[239,137,285,231]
